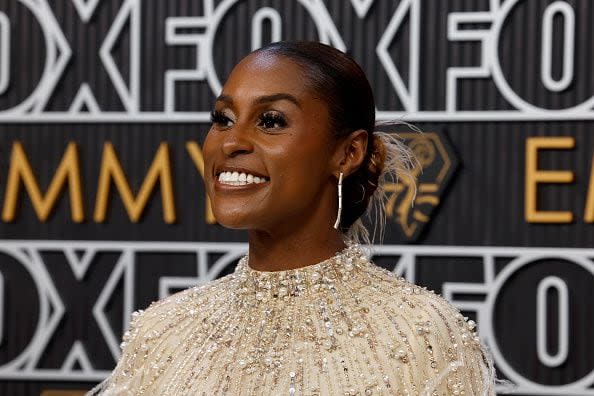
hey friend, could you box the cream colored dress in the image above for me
[91,245,495,395]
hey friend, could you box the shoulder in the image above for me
[126,273,235,338]
[99,274,236,393]
[365,264,496,394]
[365,263,478,340]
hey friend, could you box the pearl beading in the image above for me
[236,245,366,301]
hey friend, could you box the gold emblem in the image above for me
[384,132,458,241]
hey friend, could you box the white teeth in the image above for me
[217,171,268,185]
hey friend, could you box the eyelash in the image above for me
[210,110,288,131]
[257,111,287,130]
[210,110,233,128]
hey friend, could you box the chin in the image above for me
[210,194,267,229]
[216,219,249,230]
[212,208,252,230]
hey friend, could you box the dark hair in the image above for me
[253,41,386,230]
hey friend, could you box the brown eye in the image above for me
[257,111,287,130]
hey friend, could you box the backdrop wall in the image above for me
[0,1,592,395]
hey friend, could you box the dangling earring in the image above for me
[333,172,343,229]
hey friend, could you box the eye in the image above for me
[257,111,287,130]
[210,110,234,128]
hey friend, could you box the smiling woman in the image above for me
[89,42,497,395]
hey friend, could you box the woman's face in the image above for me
[203,53,338,232]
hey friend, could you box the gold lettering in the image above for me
[585,157,594,223]
[2,142,84,222]
[186,141,216,224]
[94,142,175,223]
[525,137,574,223]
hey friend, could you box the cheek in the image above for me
[269,136,330,191]
[202,131,218,175]
[202,129,216,156]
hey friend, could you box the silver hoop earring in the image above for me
[333,172,343,229]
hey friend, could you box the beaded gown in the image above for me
[92,245,495,395]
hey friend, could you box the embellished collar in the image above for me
[233,244,370,301]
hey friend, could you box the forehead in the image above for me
[222,52,311,98]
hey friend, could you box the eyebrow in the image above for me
[215,93,302,109]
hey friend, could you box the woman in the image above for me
[91,42,496,395]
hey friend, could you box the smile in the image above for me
[217,171,270,186]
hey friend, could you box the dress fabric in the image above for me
[91,245,495,395]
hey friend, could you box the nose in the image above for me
[221,126,254,157]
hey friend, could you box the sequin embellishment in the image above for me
[97,245,495,395]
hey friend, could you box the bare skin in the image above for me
[203,52,367,271]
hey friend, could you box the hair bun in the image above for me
[342,129,418,244]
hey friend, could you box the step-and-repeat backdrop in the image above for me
[0,0,593,395]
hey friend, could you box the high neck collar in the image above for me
[234,244,370,301]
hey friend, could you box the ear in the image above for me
[332,129,368,177]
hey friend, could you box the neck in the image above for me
[247,226,346,272]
